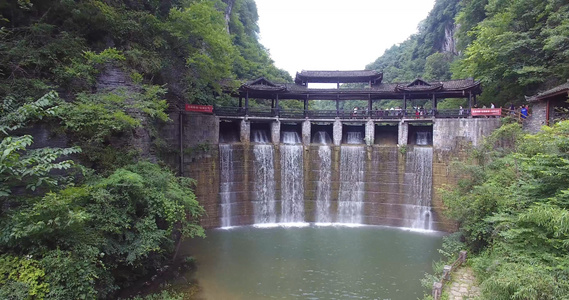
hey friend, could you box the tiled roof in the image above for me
[526,81,569,102]
[239,76,481,98]
[297,70,381,78]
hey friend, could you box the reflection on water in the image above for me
[182,226,443,300]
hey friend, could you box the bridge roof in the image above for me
[240,77,482,100]
[295,70,383,84]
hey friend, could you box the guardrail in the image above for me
[432,251,468,300]
[212,107,496,119]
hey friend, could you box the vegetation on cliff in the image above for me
[0,0,288,298]
[367,0,569,106]
[440,119,569,299]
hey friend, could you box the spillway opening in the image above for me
[219,120,240,143]
[311,123,333,144]
[408,124,433,146]
[280,123,302,144]
[374,123,398,145]
[250,122,272,143]
[342,124,365,144]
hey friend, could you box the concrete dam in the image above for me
[161,114,501,232]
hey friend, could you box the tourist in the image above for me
[353,106,358,118]
[490,103,495,108]
[521,105,528,119]
[509,103,515,115]
[459,106,464,115]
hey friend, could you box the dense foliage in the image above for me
[441,120,569,299]
[0,0,289,298]
[366,0,569,106]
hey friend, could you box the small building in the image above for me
[526,80,569,133]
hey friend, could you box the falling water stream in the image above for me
[219,144,235,227]
[404,147,434,230]
[252,130,276,224]
[337,145,365,224]
[280,131,304,223]
[314,131,332,223]
[220,128,435,230]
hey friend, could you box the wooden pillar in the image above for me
[239,96,242,108]
[468,91,472,110]
[403,94,407,112]
[304,94,308,117]
[245,91,249,114]
[432,93,437,117]
[368,94,372,117]
[275,93,280,117]
[271,98,275,108]
[336,94,340,117]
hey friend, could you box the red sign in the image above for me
[471,108,501,116]
[185,104,213,113]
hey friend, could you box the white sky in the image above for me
[255,0,436,78]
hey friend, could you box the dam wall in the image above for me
[162,114,501,231]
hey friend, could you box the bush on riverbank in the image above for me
[441,120,569,299]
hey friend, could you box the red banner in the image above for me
[471,108,501,116]
[185,104,213,113]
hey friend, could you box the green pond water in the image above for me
[182,225,444,300]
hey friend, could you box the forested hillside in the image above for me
[366,0,569,106]
[0,0,288,298]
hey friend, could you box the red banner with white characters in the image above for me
[185,104,213,113]
[471,108,501,116]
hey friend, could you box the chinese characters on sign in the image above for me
[185,104,213,113]
[471,108,501,116]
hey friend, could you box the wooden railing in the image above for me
[213,107,484,119]
[432,251,468,300]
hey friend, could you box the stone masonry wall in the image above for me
[158,112,221,228]
[162,117,502,231]
[525,101,547,133]
[431,118,502,231]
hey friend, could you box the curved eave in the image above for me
[396,85,443,92]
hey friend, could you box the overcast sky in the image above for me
[255,0,436,78]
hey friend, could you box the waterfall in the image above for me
[346,131,364,144]
[252,129,270,143]
[315,145,332,223]
[404,147,433,230]
[416,132,431,146]
[282,131,301,144]
[219,144,235,227]
[337,146,365,224]
[313,131,332,144]
[253,143,277,224]
[280,131,304,223]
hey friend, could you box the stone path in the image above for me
[446,266,481,300]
